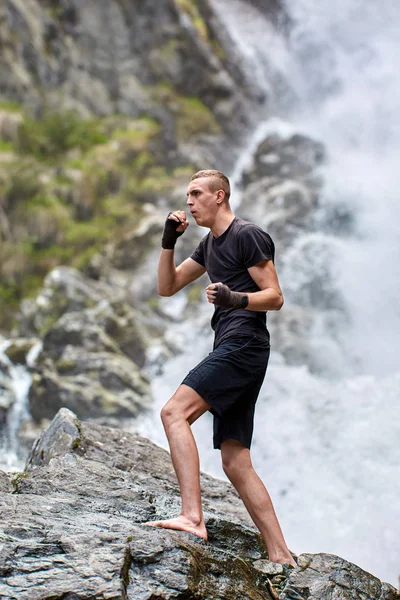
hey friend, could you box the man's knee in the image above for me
[160,397,181,429]
[221,440,252,480]
[161,385,210,429]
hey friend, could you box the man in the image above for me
[146,169,296,567]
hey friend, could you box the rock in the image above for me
[0,469,12,492]
[2,337,41,365]
[0,408,397,599]
[242,134,325,186]
[280,553,398,600]
[0,109,23,144]
[240,133,324,249]
[18,266,125,337]
[0,0,258,143]
[17,266,151,423]
[29,349,151,422]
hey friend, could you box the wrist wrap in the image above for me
[213,283,249,309]
[162,212,184,249]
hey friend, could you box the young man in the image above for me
[146,169,296,567]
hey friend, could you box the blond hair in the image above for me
[190,169,231,202]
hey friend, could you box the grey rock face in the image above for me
[17,267,151,423]
[0,408,397,599]
[240,133,325,248]
[280,553,398,600]
[0,0,256,143]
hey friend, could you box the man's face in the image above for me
[186,177,221,227]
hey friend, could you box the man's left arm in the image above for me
[245,259,283,311]
[206,259,283,311]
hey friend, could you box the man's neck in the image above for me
[210,212,236,238]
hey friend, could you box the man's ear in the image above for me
[216,189,224,204]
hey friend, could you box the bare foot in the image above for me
[144,516,208,541]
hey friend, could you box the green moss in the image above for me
[112,117,161,156]
[176,97,220,141]
[21,274,46,298]
[175,0,209,43]
[27,194,61,209]
[0,100,21,113]
[101,195,136,222]
[65,156,85,169]
[38,314,60,337]
[150,84,220,141]
[5,162,43,204]
[72,245,102,270]
[63,216,114,246]
[17,110,107,161]
[56,359,77,373]
[11,471,29,492]
[0,140,14,152]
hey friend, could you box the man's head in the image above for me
[190,170,231,202]
[186,170,231,228]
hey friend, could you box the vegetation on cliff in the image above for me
[0,91,219,330]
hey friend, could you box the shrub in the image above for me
[17,110,107,160]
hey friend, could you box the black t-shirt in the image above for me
[190,217,275,347]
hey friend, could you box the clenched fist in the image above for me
[162,211,189,249]
[206,282,249,309]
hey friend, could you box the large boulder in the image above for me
[19,267,151,423]
[0,408,397,599]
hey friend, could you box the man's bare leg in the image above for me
[144,384,211,540]
[221,439,296,567]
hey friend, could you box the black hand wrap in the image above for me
[162,212,184,249]
[212,283,249,309]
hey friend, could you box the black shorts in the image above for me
[181,335,270,450]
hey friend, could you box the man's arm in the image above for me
[158,210,206,297]
[158,254,206,297]
[245,259,283,311]
[205,259,283,311]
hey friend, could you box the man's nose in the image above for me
[186,196,193,205]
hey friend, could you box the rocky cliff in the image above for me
[0,408,398,600]
[0,0,273,329]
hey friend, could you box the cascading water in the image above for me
[141,0,400,586]
[0,343,40,471]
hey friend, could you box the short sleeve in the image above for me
[190,235,207,266]
[239,225,275,268]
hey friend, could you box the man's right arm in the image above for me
[158,253,206,297]
[158,210,206,296]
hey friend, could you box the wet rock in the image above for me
[2,337,41,365]
[0,408,397,599]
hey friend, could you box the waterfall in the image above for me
[0,342,41,471]
[141,0,400,586]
